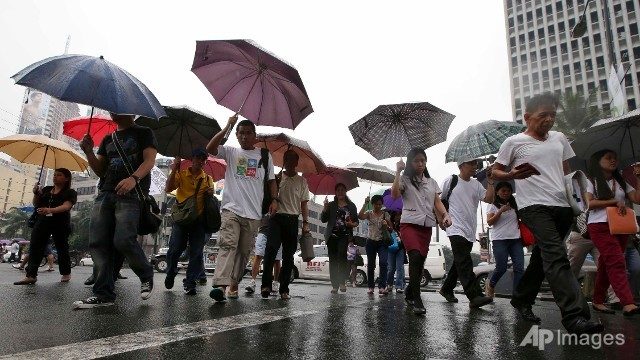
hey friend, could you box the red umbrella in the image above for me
[303,166,359,196]
[254,133,326,174]
[63,114,116,146]
[180,156,227,181]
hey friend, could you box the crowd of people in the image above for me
[7,93,640,336]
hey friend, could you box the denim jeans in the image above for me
[90,192,154,301]
[366,240,388,289]
[489,239,525,291]
[386,248,405,289]
[166,216,206,290]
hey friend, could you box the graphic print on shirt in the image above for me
[235,156,258,178]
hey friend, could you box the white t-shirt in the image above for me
[495,131,574,209]
[486,203,521,240]
[217,145,275,220]
[586,179,633,224]
[10,243,19,254]
[442,176,486,242]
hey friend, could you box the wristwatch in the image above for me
[130,175,140,183]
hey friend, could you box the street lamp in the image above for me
[570,0,616,66]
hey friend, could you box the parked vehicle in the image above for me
[150,245,248,275]
[79,256,93,266]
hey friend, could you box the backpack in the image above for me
[203,176,222,233]
[259,148,273,215]
[441,175,458,211]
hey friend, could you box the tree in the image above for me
[0,208,31,239]
[68,205,92,251]
[553,91,608,140]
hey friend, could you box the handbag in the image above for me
[606,207,639,235]
[259,148,273,215]
[298,231,315,262]
[171,178,203,225]
[203,189,222,234]
[111,132,162,236]
[379,212,392,246]
[519,221,535,246]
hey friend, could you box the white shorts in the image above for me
[254,233,282,260]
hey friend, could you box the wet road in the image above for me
[0,264,638,359]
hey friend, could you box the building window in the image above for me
[602,103,610,112]
[548,25,555,35]
[569,18,575,28]
[634,46,640,60]
[517,14,524,23]
[519,34,525,43]
[527,11,533,22]
[532,73,539,82]
[629,99,637,111]
[630,23,639,36]
[614,3,622,15]
[540,48,547,59]
[624,74,632,87]
[521,54,527,63]
[590,11,598,22]
[546,4,553,14]
[550,45,557,56]
[510,37,516,47]
[513,77,520,86]
[507,0,513,8]
[542,69,549,80]
[621,49,629,61]
[565,87,573,95]
[552,67,560,78]
[309,223,318,233]
[538,28,545,38]
[596,55,605,68]
[561,43,568,54]
[582,37,590,48]
[585,59,593,70]
[528,31,535,41]
[627,1,635,12]
[599,79,608,91]
[511,56,518,66]
[530,51,537,61]
[536,8,543,18]
[509,17,514,27]
[556,1,563,11]
[618,26,626,39]
[588,82,595,91]
[319,226,325,234]
[515,98,521,109]
[558,22,565,32]
[309,210,319,219]
[593,33,602,45]
[574,62,581,72]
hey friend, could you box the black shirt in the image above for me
[37,186,77,224]
[97,125,157,193]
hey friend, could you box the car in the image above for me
[150,245,250,275]
[79,256,93,266]
[291,243,447,287]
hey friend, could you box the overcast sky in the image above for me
[0,0,513,247]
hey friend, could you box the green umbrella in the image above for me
[445,120,525,163]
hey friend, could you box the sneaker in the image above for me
[261,287,271,299]
[396,288,404,294]
[164,276,174,290]
[271,281,280,296]
[469,295,493,309]
[439,289,459,303]
[210,287,227,302]
[386,285,393,292]
[141,280,153,300]
[280,293,291,300]
[245,279,256,294]
[184,288,197,296]
[11,264,24,270]
[84,275,95,286]
[73,297,114,310]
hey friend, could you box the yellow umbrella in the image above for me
[0,134,89,183]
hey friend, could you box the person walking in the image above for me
[75,113,157,309]
[585,149,640,316]
[8,240,20,263]
[14,169,77,285]
[439,159,495,308]
[347,241,360,287]
[261,150,310,299]
[386,211,406,293]
[492,93,603,334]
[245,214,283,295]
[164,148,214,295]
[391,148,451,315]
[321,183,359,294]
[358,195,392,295]
[485,181,524,297]
[206,116,277,302]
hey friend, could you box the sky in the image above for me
[0,0,513,248]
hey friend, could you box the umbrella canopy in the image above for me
[382,188,402,212]
[136,106,221,158]
[12,54,166,119]
[63,114,117,146]
[180,157,227,182]
[0,134,88,175]
[254,133,326,174]
[571,109,640,167]
[349,102,455,160]
[346,162,395,184]
[445,120,525,163]
[303,166,359,195]
[191,40,313,129]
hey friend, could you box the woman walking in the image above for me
[358,195,392,295]
[485,181,524,297]
[14,168,77,285]
[321,183,359,294]
[391,148,451,315]
[386,211,406,293]
[586,149,640,316]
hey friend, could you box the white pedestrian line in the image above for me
[0,305,343,360]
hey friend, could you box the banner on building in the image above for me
[607,64,627,117]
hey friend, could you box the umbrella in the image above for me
[348,102,455,160]
[0,134,89,183]
[63,114,117,146]
[136,106,221,158]
[254,133,326,174]
[180,157,227,182]
[571,109,640,168]
[445,120,526,163]
[346,162,395,184]
[382,188,402,212]
[191,40,313,133]
[303,166,359,195]
[11,54,166,126]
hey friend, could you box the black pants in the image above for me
[26,217,71,278]
[327,234,349,289]
[262,214,299,294]
[406,250,425,305]
[441,235,482,300]
[512,205,590,329]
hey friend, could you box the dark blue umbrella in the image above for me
[11,54,166,120]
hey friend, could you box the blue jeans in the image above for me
[366,240,388,289]
[166,217,206,290]
[90,192,154,301]
[626,245,640,301]
[386,248,405,289]
[490,238,525,290]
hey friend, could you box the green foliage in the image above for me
[68,204,92,251]
[0,208,31,239]
[553,91,608,140]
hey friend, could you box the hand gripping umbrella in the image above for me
[254,133,326,174]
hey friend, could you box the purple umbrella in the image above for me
[191,40,313,133]
[382,188,402,212]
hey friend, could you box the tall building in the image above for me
[0,159,37,213]
[504,0,640,122]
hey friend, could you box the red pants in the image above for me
[588,222,635,305]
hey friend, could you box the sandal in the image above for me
[367,288,374,295]
[339,285,347,293]
[592,304,615,314]
[280,293,291,300]
[60,275,71,283]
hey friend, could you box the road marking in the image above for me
[0,306,335,360]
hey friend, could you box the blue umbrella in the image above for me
[11,54,166,120]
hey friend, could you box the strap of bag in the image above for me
[259,148,269,185]
[443,175,458,202]
[111,132,146,202]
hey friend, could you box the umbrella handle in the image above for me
[223,73,261,143]
[37,145,50,185]
[86,107,95,135]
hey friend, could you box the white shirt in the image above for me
[217,145,275,220]
[399,175,441,227]
[10,243,19,254]
[277,173,310,215]
[586,179,633,224]
[486,203,521,240]
[442,176,486,242]
[495,131,574,209]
